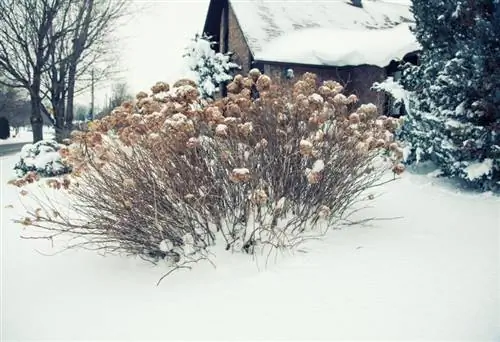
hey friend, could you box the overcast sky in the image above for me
[76,0,209,108]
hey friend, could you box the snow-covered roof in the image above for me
[230,0,416,62]
[256,23,421,68]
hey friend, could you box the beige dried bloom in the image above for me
[392,163,405,175]
[323,80,343,93]
[388,142,399,151]
[313,130,325,142]
[151,81,170,94]
[318,85,333,98]
[226,103,242,117]
[375,139,386,148]
[227,81,240,94]
[318,205,331,218]
[333,93,348,106]
[229,168,251,183]
[204,106,224,123]
[305,168,322,184]
[248,68,262,81]
[357,103,378,118]
[136,91,148,100]
[255,138,268,150]
[393,147,405,160]
[242,77,254,89]
[349,113,361,124]
[308,93,324,110]
[215,124,229,137]
[176,85,199,102]
[299,139,313,156]
[173,78,197,88]
[385,131,395,142]
[356,142,368,153]
[59,146,70,158]
[256,74,271,92]
[186,137,200,148]
[20,217,33,226]
[249,189,268,205]
[238,122,253,136]
[233,74,244,84]
[223,117,240,125]
[347,94,358,104]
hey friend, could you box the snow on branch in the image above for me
[183,33,241,99]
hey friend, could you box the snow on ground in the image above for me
[257,24,420,68]
[1,154,499,340]
[0,126,55,146]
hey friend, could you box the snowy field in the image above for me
[0,127,54,146]
[1,153,499,340]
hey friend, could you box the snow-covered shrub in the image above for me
[13,73,405,278]
[398,0,500,191]
[372,77,411,118]
[183,33,240,99]
[14,140,71,178]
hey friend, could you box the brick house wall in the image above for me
[263,63,386,113]
[218,5,387,111]
[220,3,253,74]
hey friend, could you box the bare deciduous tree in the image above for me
[0,0,65,142]
[95,81,133,119]
[0,0,128,142]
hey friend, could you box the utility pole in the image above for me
[89,68,95,121]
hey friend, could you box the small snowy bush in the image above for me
[372,77,411,118]
[13,73,405,280]
[14,140,71,178]
[184,33,240,99]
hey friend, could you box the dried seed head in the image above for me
[186,137,201,148]
[229,168,251,183]
[392,163,406,175]
[215,124,229,137]
[256,74,271,92]
[249,189,268,205]
[349,112,361,124]
[249,68,262,81]
[318,205,331,218]
[299,139,313,156]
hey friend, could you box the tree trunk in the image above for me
[30,73,44,143]
[54,101,65,142]
[30,94,44,143]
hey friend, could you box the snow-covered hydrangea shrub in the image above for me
[13,73,405,278]
[398,0,500,191]
[183,33,240,99]
[14,140,71,178]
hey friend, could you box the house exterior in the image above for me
[203,0,420,113]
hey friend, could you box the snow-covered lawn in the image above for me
[0,127,55,146]
[1,154,498,340]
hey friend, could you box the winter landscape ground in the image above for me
[1,143,499,340]
[1,0,499,340]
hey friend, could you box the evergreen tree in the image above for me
[183,34,240,99]
[399,0,500,190]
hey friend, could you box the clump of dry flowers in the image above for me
[12,71,405,279]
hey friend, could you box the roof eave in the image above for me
[253,49,421,70]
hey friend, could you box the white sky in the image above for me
[76,0,210,108]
